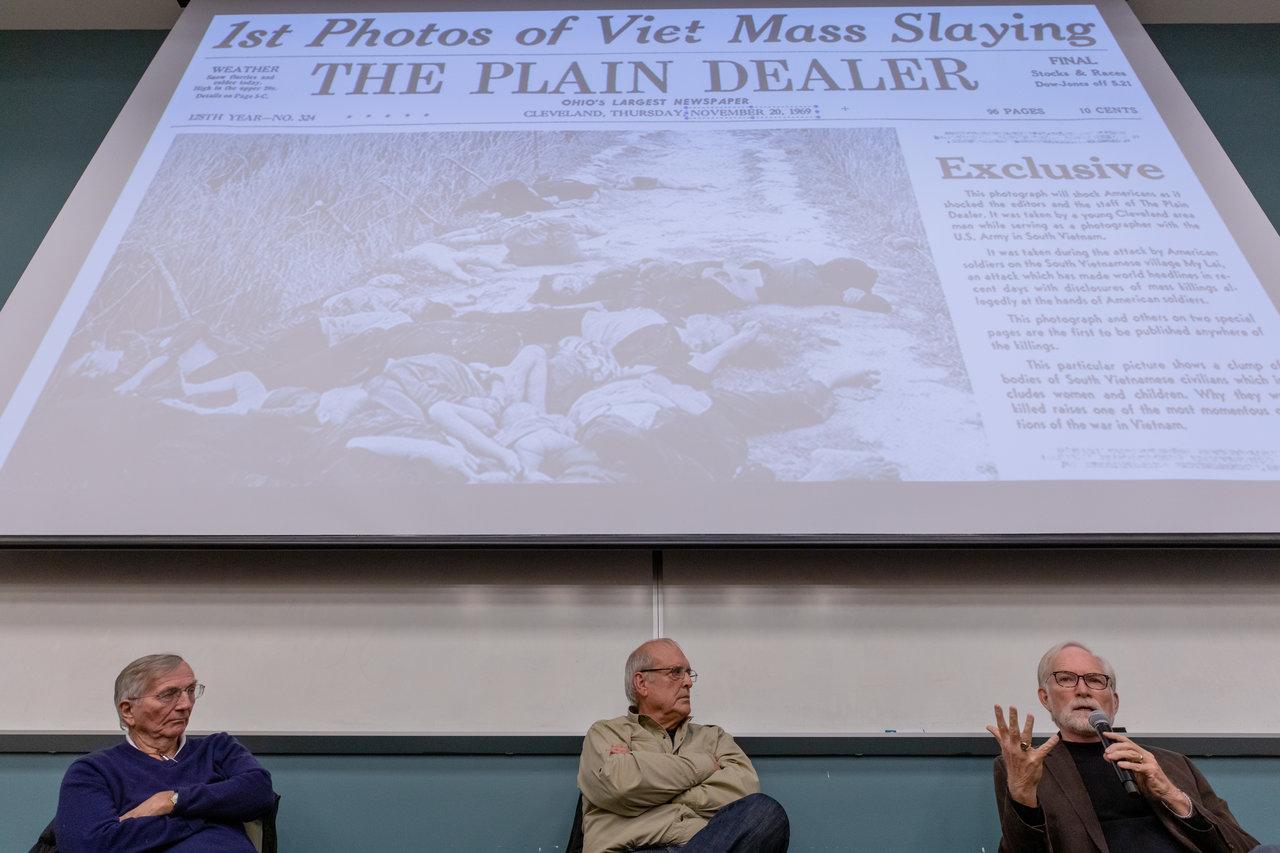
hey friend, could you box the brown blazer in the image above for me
[994,742,1259,853]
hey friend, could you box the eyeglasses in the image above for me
[1050,671,1110,690]
[639,667,698,683]
[133,684,205,705]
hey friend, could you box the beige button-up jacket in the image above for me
[577,710,761,853]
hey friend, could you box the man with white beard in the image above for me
[987,641,1259,853]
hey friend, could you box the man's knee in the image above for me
[735,793,789,840]
[737,793,784,815]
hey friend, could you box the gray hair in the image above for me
[113,654,186,730]
[624,638,679,705]
[1036,641,1117,692]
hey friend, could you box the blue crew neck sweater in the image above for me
[55,731,274,853]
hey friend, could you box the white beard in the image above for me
[1053,706,1102,738]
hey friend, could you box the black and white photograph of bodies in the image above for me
[11,127,995,487]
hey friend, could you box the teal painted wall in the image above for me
[1,26,1278,312]
[0,31,165,311]
[3,752,1277,851]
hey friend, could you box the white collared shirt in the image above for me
[125,730,187,761]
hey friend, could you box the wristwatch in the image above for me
[170,792,179,807]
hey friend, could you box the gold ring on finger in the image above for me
[1019,741,1030,751]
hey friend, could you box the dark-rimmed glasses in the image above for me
[1050,671,1110,690]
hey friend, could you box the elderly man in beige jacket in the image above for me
[577,638,789,853]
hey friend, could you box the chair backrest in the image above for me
[245,816,265,852]
[246,793,282,853]
[27,819,57,853]
[566,792,585,853]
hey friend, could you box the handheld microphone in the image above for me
[1088,710,1140,797]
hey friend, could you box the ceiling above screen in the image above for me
[0,1,1277,542]
[7,0,1280,29]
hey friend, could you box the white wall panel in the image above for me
[0,548,652,733]
[2,547,1277,736]
[663,548,1280,735]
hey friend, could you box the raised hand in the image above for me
[987,704,1060,807]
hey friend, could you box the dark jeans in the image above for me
[633,793,790,852]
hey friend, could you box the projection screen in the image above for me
[1,0,1277,541]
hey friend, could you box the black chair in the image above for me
[31,796,280,853]
[566,792,585,853]
[246,793,282,853]
[27,820,56,853]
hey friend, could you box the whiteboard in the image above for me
[2,546,1278,735]
[0,548,653,733]
[663,547,1280,735]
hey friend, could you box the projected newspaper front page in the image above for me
[0,1,1277,539]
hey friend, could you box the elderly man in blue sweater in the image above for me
[55,653,275,852]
